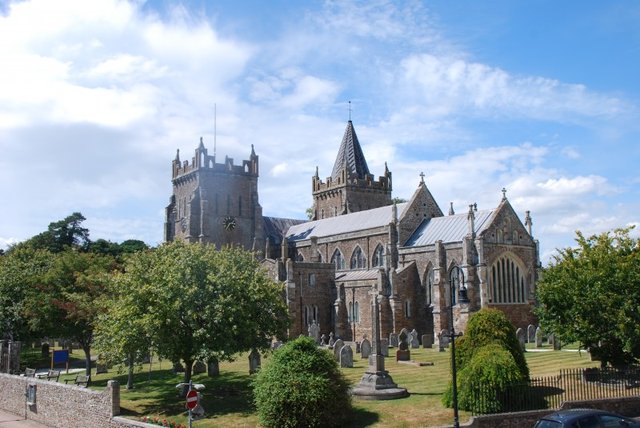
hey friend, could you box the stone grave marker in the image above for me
[535,327,543,348]
[207,359,219,377]
[527,324,536,343]
[516,327,526,351]
[396,330,410,361]
[193,361,206,374]
[439,329,450,348]
[410,329,420,349]
[308,321,320,344]
[389,332,398,347]
[361,338,372,359]
[422,333,433,348]
[333,339,344,361]
[328,332,335,347]
[340,344,353,368]
[320,334,327,346]
[249,349,261,374]
[380,338,389,357]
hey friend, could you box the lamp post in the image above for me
[351,287,356,341]
[449,266,469,428]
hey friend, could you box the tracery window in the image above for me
[350,246,366,269]
[331,249,345,270]
[372,244,385,267]
[348,301,360,322]
[490,255,527,303]
[425,267,434,305]
[404,300,412,318]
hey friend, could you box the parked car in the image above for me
[534,409,640,427]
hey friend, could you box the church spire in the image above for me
[330,120,370,181]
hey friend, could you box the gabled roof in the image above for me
[287,203,408,241]
[331,120,370,181]
[404,209,496,247]
[264,216,306,245]
[336,269,380,282]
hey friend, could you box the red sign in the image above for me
[186,390,198,410]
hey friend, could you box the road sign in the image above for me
[186,390,198,410]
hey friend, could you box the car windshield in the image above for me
[534,420,562,428]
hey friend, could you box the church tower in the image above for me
[311,120,392,219]
[164,138,264,251]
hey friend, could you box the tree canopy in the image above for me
[94,241,290,385]
[536,227,640,367]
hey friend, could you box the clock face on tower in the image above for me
[222,216,236,231]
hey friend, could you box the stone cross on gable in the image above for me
[502,187,507,200]
[419,171,425,184]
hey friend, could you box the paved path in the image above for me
[0,410,49,428]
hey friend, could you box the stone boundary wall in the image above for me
[0,373,120,428]
[434,396,640,428]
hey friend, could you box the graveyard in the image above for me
[62,341,596,428]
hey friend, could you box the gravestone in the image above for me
[308,321,320,344]
[553,338,562,351]
[320,334,327,346]
[389,332,398,348]
[410,329,420,349]
[396,330,410,361]
[439,329,450,348]
[355,341,361,353]
[207,359,219,377]
[248,349,261,374]
[535,327,543,348]
[527,324,536,343]
[193,361,206,375]
[548,333,555,346]
[328,332,335,347]
[340,344,353,368]
[96,362,108,374]
[380,339,389,357]
[333,339,344,361]
[172,362,185,374]
[41,343,50,358]
[361,338,372,359]
[516,328,526,351]
[272,340,283,349]
[422,334,433,349]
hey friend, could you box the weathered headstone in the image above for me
[396,330,410,361]
[320,334,327,346]
[553,338,562,351]
[96,362,108,374]
[548,333,555,346]
[193,361,206,374]
[527,324,536,343]
[333,339,344,361]
[172,362,185,374]
[308,321,320,344]
[207,358,219,377]
[389,332,399,348]
[380,338,389,357]
[422,334,433,348]
[410,329,420,349]
[516,328,526,351]
[249,349,261,374]
[340,344,354,368]
[328,332,335,347]
[41,343,50,358]
[361,338,372,359]
[439,329,450,348]
[535,327,543,348]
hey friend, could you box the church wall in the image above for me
[337,280,376,342]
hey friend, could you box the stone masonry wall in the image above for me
[0,373,119,428]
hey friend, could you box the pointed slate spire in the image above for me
[331,121,371,181]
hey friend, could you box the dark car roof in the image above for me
[537,408,640,426]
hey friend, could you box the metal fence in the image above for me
[468,367,640,415]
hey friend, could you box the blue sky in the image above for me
[0,0,638,263]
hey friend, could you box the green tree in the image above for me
[254,336,352,428]
[22,212,90,253]
[98,241,290,387]
[23,250,117,375]
[0,247,55,340]
[536,227,640,367]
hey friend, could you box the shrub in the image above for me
[457,344,527,413]
[253,336,352,428]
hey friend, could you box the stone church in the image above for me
[165,120,540,345]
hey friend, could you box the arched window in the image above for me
[349,301,360,322]
[425,267,434,305]
[308,273,316,287]
[295,252,304,262]
[317,251,323,262]
[405,300,412,318]
[350,246,366,269]
[489,255,527,303]
[331,249,345,270]
[449,265,464,306]
[372,244,385,267]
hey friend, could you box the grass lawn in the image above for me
[75,343,598,428]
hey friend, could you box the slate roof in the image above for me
[264,216,306,245]
[286,203,408,242]
[335,269,380,282]
[331,120,370,181]
[404,209,496,247]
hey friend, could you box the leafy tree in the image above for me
[97,241,290,387]
[23,250,117,375]
[22,212,90,253]
[0,247,55,340]
[254,336,352,428]
[536,227,640,367]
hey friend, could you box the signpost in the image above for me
[176,380,205,428]
[186,390,198,410]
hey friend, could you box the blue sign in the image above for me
[52,349,69,364]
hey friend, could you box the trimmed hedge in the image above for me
[253,336,352,428]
